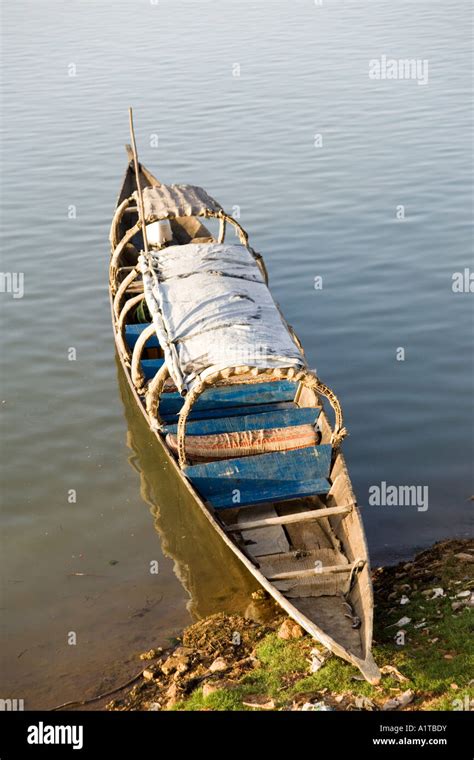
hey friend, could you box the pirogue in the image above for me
[108,111,380,684]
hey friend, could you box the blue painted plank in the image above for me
[141,358,165,380]
[160,401,295,425]
[185,445,332,509]
[163,407,320,436]
[207,478,330,509]
[125,323,160,350]
[160,380,296,418]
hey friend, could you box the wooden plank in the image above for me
[259,546,347,571]
[257,547,351,596]
[328,471,356,509]
[163,407,319,436]
[160,380,297,418]
[185,444,332,483]
[125,323,160,350]
[161,401,296,425]
[266,560,362,582]
[237,505,289,558]
[279,497,337,553]
[185,445,332,509]
[204,478,330,509]
[260,547,351,594]
[226,505,351,532]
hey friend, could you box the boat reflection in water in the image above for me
[116,354,268,624]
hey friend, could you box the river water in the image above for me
[1,0,472,708]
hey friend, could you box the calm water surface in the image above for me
[1,0,472,707]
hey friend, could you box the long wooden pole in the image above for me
[128,107,149,256]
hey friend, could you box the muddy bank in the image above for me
[63,539,473,712]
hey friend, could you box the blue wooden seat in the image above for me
[141,358,165,380]
[125,323,160,350]
[184,444,332,509]
[161,401,295,425]
[163,406,320,436]
[160,380,297,419]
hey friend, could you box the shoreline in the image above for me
[62,538,473,712]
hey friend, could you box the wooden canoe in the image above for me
[108,146,380,684]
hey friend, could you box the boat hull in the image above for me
[108,156,380,683]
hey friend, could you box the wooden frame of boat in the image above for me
[108,137,380,684]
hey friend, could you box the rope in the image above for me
[175,366,347,468]
[113,268,139,320]
[297,373,348,448]
[131,323,157,392]
[145,362,170,424]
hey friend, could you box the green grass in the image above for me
[174,635,312,711]
[427,688,473,711]
[173,593,472,711]
[169,541,474,712]
[376,601,473,698]
[174,685,257,711]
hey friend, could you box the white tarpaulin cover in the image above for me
[139,243,305,393]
